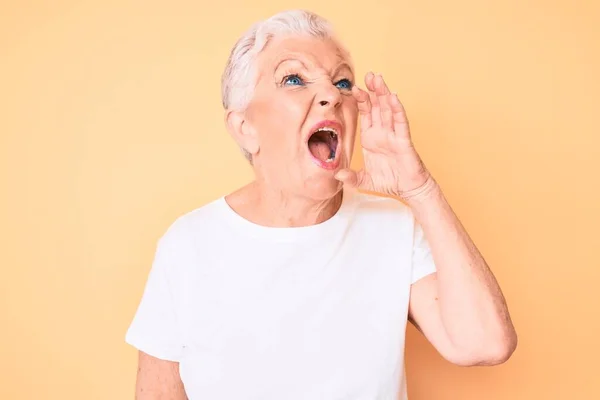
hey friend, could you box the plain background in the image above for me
[1,0,599,399]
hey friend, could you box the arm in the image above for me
[135,351,187,399]
[406,177,518,366]
[333,72,517,365]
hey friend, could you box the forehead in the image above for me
[256,35,352,73]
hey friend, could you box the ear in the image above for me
[224,109,259,157]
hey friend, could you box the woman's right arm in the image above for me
[135,351,187,399]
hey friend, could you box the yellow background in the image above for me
[1,0,599,399]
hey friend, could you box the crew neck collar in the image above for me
[216,188,357,242]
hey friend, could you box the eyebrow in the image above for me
[334,62,353,77]
[273,57,307,73]
[273,56,353,78]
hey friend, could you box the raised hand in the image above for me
[335,72,435,200]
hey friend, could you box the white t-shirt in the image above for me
[125,188,436,400]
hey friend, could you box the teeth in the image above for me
[316,127,338,136]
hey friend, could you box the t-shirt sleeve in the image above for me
[411,219,437,284]
[125,234,183,362]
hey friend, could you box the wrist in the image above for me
[398,173,439,203]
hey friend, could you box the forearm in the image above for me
[406,177,517,360]
[136,352,188,400]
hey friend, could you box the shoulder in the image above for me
[147,198,226,281]
[155,197,224,250]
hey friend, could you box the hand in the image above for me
[335,72,436,200]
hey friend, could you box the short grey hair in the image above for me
[220,9,352,162]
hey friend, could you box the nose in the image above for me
[316,83,342,108]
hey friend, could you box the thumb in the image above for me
[334,168,363,189]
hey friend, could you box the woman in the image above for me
[126,9,517,399]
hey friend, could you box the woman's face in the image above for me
[243,35,359,200]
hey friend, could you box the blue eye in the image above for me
[335,79,352,90]
[283,74,304,86]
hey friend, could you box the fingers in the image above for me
[374,75,394,131]
[356,71,409,137]
[364,72,394,131]
[390,93,410,138]
[334,168,366,190]
[351,85,372,130]
[365,72,381,127]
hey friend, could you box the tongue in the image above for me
[309,141,331,162]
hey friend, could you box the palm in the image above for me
[336,73,430,198]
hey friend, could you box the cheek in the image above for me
[255,96,310,159]
[273,93,311,142]
[265,93,310,127]
[282,93,312,121]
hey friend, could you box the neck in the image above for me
[226,180,343,228]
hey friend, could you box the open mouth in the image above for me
[308,127,339,164]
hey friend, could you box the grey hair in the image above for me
[220,9,352,162]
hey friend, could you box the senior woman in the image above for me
[126,9,517,400]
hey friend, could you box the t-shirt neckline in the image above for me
[216,188,357,242]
